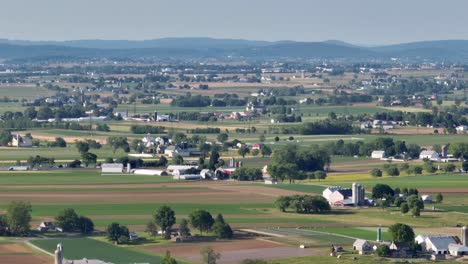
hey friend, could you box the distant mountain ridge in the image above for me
[1,37,468,61]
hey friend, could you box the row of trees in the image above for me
[274,195,331,214]
[268,145,330,183]
[142,206,233,241]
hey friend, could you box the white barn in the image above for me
[371,151,386,159]
[101,163,123,173]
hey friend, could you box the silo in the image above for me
[462,226,468,246]
[352,183,358,206]
[377,227,382,241]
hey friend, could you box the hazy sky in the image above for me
[1,0,468,44]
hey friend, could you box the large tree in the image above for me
[6,201,32,236]
[268,144,330,183]
[55,208,79,232]
[212,214,233,239]
[388,223,415,244]
[153,206,176,239]
[107,136,130,153]
[189,210,214,235]
[372,184,394,199]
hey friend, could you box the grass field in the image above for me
[31,238,162,264]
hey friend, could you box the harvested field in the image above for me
[143,237,316,264]
[0,243,51,264]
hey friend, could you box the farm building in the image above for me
[322,186,343,201]
[416,235,459,255]
[371,151,386,159]
[328,189,353,206]
[101,163,124,174]
[353,239,372,254]
[448,244,468,256]
[167,165,198,173]
[173,174,202,180]
[9,134,32,147]
[419,150,440,161]
[132,169,168,176]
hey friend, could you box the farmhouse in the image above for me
[141,134,156,147]
[165,146,191,157]
[9,134,32,147]
[389,242,412,258]
[371,150,386,159]
[419,150,440,161]
[421,195,432,204]
[101,163,124,174]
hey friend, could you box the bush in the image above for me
[443,163,456,173]
[385,166,400,176]
[370,168,382,177]
[401,202,409,214]
[376,244,390,257]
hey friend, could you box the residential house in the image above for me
[165,146,190,157]
[421,195,433,204]
[456,125,468,133]
[10,134,33,147]
[141,134,156,148]
[371,150,386,159]
[353,239,372,254]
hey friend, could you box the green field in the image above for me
[265,184,326,194]
[0,171,175,185]
[1,203,273,217]
[31,238,161,264]
[310,227,392,241]
[326,173,468,189]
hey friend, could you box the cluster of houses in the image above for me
[353,226,468,260]
[101,156,243,181]
[371,145,460,163]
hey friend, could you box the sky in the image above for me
[1,0,468,45]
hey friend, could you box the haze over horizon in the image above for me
[1,0,468,45]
